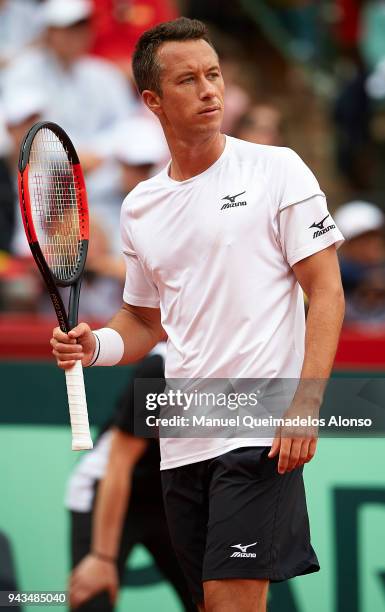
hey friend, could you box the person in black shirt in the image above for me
[66,345,195,611]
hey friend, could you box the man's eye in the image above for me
[181,77,194,84]
[208,73,219,80]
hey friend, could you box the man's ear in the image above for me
[142,90,162,117]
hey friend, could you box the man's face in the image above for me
[147,39,225,138]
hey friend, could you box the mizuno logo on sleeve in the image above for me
[309,214,335,238]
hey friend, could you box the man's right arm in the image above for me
[69,429,148,609]
[51,303,164,369]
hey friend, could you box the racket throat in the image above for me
[68,281,82,330]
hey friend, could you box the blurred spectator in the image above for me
[0,152,14,310]
[2,0,145,254]
[0,159,14,254]
[90,0,179,78]
[359,0,385,72]
[3,91,46,167]
[0,0,42,79]
[272,2,319,63]
[332,1,385,190]
[78,217,125,320]
[234,103,285,146]
[366,57,385,102]
[335,200,385,323]
[333,68,373,191]
[0,106,12,157]
[334,0,361,53]
[0,0,42,152]
[0,92,46,312]
[110,114,169,191]
[2,0,137,160]
[364,2,385,101]
[88,113,169,243]
[2,90,46,256]
[219,57,251,135]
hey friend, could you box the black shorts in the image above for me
[161,446,319,604]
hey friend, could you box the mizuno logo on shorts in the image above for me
[230,542,257,558]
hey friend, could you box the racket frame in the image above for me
[18,121,89,332]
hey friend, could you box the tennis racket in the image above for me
[18,121,93,451]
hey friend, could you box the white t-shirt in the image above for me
[120,136,344,470]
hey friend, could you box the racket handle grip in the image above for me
[65,360,93,451]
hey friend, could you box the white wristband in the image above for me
[89,328,124,367]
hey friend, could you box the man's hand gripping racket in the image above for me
[18,121,93,450]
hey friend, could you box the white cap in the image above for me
[366,59,385,99]
[111,116,169,166]
[334,201,385,240]
[41,0,92,28]
[2,90,46,126]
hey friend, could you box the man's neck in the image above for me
[168,132,225,182]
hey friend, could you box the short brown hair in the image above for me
[132,17,215,95]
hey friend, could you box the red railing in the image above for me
[0,315,102,360]
[1,315,384,368]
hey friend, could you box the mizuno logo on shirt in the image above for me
[230,542,257,558]
[221,191,247,210]
[309,214,335,238]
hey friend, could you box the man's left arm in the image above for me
[268,245,345,473]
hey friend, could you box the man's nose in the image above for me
[199,77,216,99]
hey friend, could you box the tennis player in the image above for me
[51,17,345,612]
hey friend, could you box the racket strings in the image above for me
[29,128,84,281]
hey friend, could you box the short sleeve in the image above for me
[279,194,345,267]
[121,217,160,308]
[274,148,325,212]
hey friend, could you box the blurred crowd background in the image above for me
[1,0,385,327]
[1,5,385,611]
